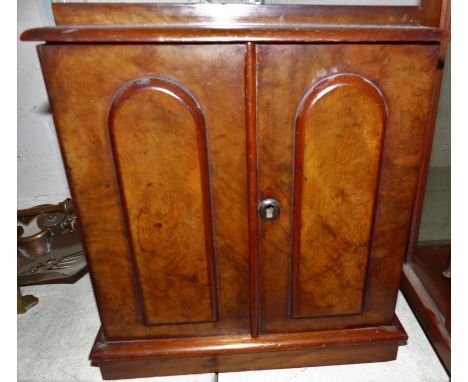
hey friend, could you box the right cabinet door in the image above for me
[257,44,440,334]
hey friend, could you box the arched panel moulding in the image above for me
[108,77,218,326]
[291,74,388,319]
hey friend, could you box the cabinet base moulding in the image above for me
[91,315,407,380]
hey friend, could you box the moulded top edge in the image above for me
[20,25,447,43]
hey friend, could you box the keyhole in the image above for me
[265,206,274,219]
[258,198,280,220]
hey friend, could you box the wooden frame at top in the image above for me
[20,1,451,44]
[50,1,447,28]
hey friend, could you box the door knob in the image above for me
[258,198,281,221]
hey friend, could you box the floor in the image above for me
[18,274,449,382]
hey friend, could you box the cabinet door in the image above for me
[257,44,439,333]
[39,45,250,339]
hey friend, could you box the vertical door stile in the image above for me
[245,42,260,338]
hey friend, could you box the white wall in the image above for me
[17,0,448,210]
[429,42,451,168]
[18,0,70,209]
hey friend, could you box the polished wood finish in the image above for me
[291,74,386,319]
[51,3,422,27]
[245,42,260,339]
[99,342,398,380]
[109,77,217,325]
[407,0,450,264]
[401,242,451,373]
[22,1,449,378]
[92,315,406,360]
[401,264,450,373]
[92,316,406,379]
[38,44,250,339]
[421,0,449,27]
[411,243,451,323]
[402,0,450,374]
[257,44,439,334]
[21,25,446,44]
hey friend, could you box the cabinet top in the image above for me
[21,25,445,43]
[21,2,449,43]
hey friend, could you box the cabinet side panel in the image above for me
[292,75,386,318]
[109,78,217,325]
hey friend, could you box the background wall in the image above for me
[17,0,449,209]
[430,42,451,168]
[18,0,68,209]
[419,42,451,242]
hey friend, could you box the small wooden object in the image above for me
[17,286,38,314]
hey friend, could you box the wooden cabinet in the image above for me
[21,2,449,379]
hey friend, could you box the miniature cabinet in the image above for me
[22,1,449,379]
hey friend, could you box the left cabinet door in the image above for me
[38,44,250,340]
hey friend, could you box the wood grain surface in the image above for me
[411,243,451,320]
[291,74,387,319]
[38,44,250,340]
[245,42,260,338]
[21,25,446,44]
[98,342,399,379]
[108,77,217,325]
[401,263,450,373]
[51,3,422,26]
[91,316,406,378]
[257,43,439,334]
[25,0,450,377]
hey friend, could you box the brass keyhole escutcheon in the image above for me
[258,198,281,221]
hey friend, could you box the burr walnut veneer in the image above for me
[22,1,449,379]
